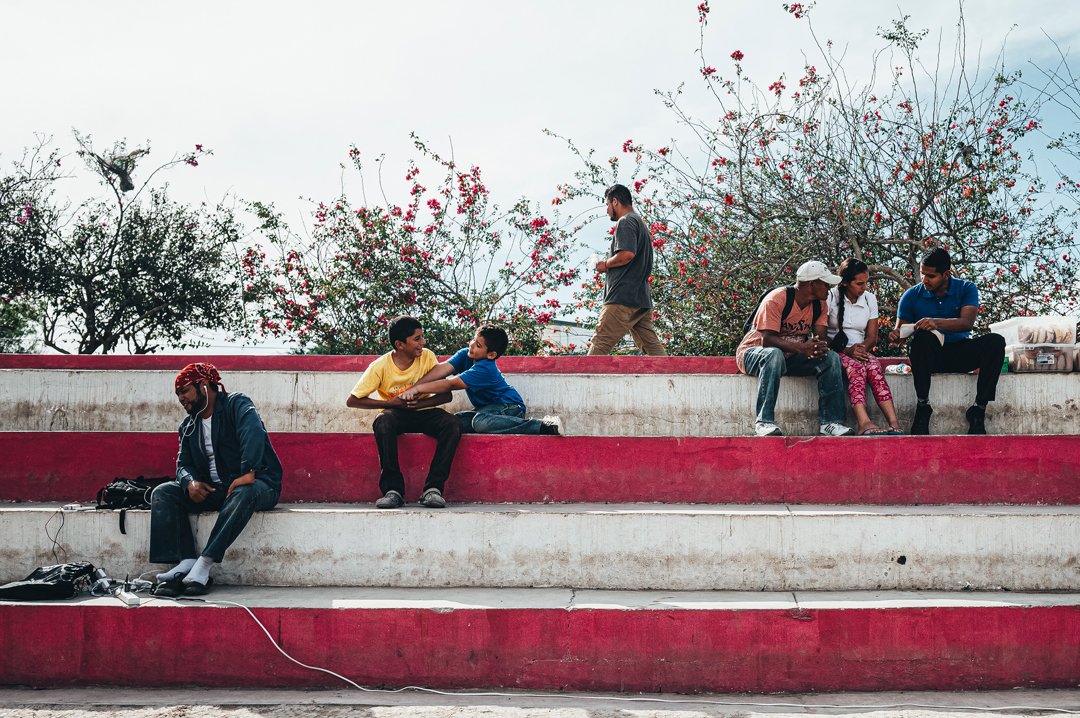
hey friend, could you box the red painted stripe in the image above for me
[0,353,745,373]
[4,432,1077,505]
[1,604,1076,691]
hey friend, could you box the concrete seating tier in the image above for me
[5,503,1079,591]
[2,587,1078,692]
[3,356,1077,436]
[2,354,1078,693]
[4,432,1079,505]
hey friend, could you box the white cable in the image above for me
[155,595,1080,713]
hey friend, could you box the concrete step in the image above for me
[5,431,1080,506]
[2,587,1078,692]
[3,363,1076,436]
[6,502,1079,591]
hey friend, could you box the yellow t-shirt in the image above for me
[350,348,439,408]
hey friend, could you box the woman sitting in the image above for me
[827,259,903,435]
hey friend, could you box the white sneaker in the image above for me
[820,422,855,437]
[754,421,783,437]
[540,415,563,436]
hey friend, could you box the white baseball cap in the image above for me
[795,260,841,285]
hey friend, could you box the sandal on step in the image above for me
[182,577,214,596]
[152,578,186,598]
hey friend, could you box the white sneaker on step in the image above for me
[754,422,784,437]
[820,422,855,437]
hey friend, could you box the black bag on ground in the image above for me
[742,285,822,335]
[0,561,96,600]
[96,476,171,510]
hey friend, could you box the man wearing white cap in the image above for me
[736,261,855,437]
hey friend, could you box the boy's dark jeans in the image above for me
[909,330,1006,405]
[149,479,279,564]
[372,407,462,496]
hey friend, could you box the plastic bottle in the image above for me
[885,363,912,375]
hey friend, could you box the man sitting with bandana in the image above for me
[150,362,283,596]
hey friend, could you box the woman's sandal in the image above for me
[857,425,892,436]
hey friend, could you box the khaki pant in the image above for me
[588,303,667,356]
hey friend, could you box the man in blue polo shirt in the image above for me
[888,248,1005,435]
[401,326,562,436]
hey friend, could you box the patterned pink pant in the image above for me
[840,353,893,406]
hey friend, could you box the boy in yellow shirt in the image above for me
[346,316,461,509]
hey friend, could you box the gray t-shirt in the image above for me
[603,211,654,308]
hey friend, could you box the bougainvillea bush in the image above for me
[555,2,1080,356]
[244,135,582,355]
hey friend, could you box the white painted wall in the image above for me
[2,369,1078,436]
[7,503,1078,591]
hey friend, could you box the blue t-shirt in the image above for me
[897,277,979,343]
[447,348,526,411]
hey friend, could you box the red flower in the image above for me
[701,66,717,77]
[724,194,735,206]
[730,50,744,61]
[768,80,786,96]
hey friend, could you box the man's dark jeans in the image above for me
[909,330,1006,405]
[149,479,279,564]
[372,408,462,496]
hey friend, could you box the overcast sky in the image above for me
[4,1,1079,351]
[5,1,1078,218]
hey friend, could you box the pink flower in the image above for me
[701,66,717,77]
[730,50,744,61]
[768,80,786,96]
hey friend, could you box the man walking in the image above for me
[588,184,666,356]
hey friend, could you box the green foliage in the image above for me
[0,134,244,354]
[0,300,39,353]
[244,136,581,355]
[556,4,1080,356]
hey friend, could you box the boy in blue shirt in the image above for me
[400,326,562,435]
[888,248,1005,435]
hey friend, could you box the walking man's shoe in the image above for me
[911,403,933,435]
[965,405,987,435]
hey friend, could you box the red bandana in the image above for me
[174,362,224,393]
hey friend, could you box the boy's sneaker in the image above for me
[965,405,987,435]
[819,422,855,437]
[375,490,404,509]
[754,421,783,437]
[419,488,447,509]
[911,403,933,435]
[539,415,563,436]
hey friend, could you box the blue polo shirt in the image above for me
[447,348,526,411]
[897,277,979,343]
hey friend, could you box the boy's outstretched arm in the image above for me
[414,361,457,385]
[400,376,465,401]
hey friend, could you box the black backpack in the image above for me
[742,285,822,335]
[96,476,171,534]
[0,561,96,601]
